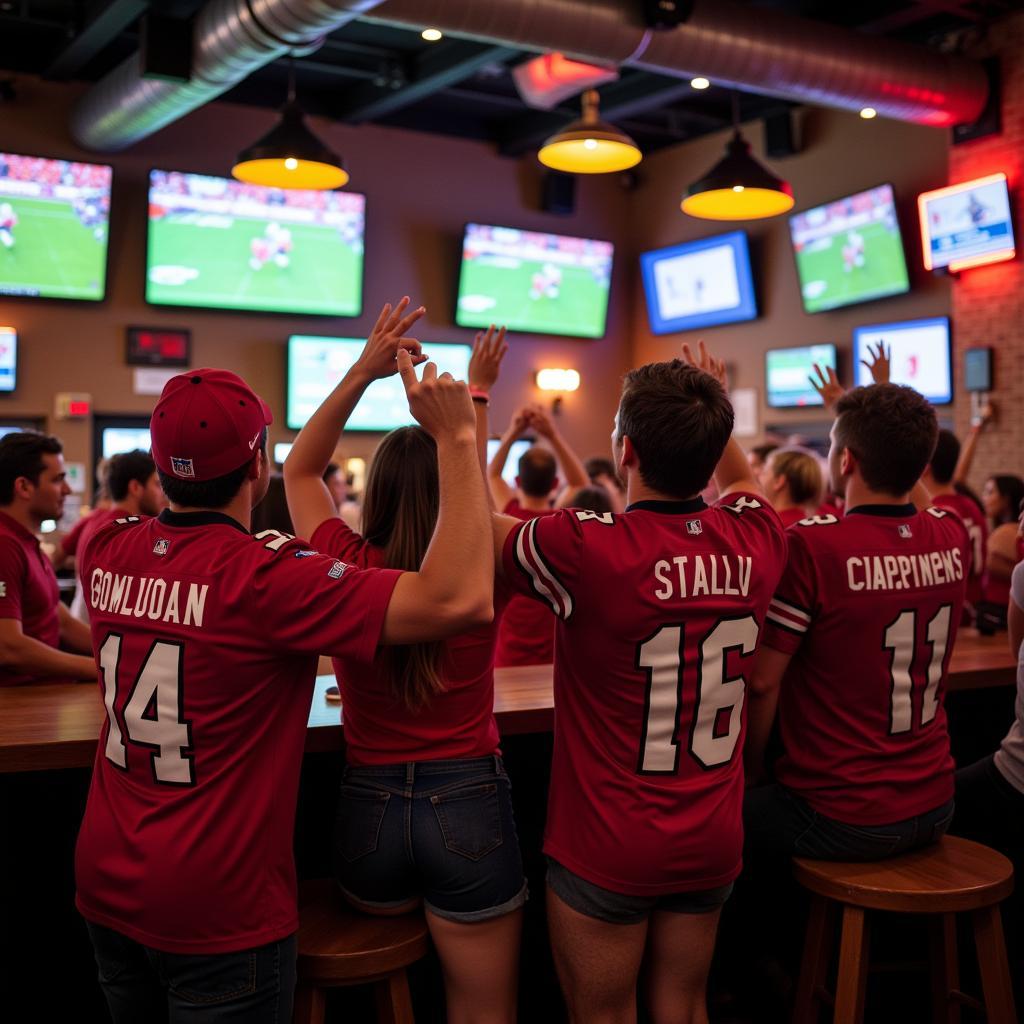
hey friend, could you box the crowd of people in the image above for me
[1,306,1023,1023]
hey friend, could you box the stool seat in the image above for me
[794,835,1013,914]
[297,879,430,985]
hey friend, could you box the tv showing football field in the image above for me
[287,336,471,431]
[765,344,837,408]
[455,223,613,338]
[147,170,365,316]
[789,184,910,314]
[0,152,112,301]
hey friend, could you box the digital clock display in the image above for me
[126,327,191,367]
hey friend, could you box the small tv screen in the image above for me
[455,223,613,338]
[147,170,365,316]
[273,442,293,465]
[918,173,1016,273]
[102,426,152,460]
[0,152,112,301]
[0,327,16,392]
[789,184,909,313]
[288,336,472,431]
[639,231,757,334]
[487,438,534,488]
[765,344,838,408]
[853,317,951,405]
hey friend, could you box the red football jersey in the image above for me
[495,499,558,667]
[311,516,505,765]
[75,509,400,954]
[502,494,787,895]
[777,507,806,529]
[0,509,62,686]
[764,504,968,825]
[932,492,985,609]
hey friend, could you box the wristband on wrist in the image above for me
[469,388,490,403]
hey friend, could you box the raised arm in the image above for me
[284,298,425,541]
[0,617,96,681]
[380,350,494,643]
[682,341,763,500]
[467,325,508,494]
[487,407,531,511]
[953,402,994,486]
[527,405,589,491]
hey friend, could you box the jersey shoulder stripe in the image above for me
[767,596,811,634]
[513,517,574,620]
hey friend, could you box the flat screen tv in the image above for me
[639,231,757,334]
[101,426,152,460]
[487,438,534,488]
[455,223,613,338]
[789,183,910,313]
[918,173,1016,273]
[0,327,16,392]
[287,336,472,431]
[146,170,365,316]
[853,316,952,405]
[0,151,112,301]
[765,344,838,408]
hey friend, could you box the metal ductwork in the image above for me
[365,0,988,127]
[71,0,386,151]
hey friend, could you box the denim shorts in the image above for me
[546,857,733,926]
[333,755,528,923]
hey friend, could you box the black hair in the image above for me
[0,431,63,504]
[517,446,557,498]
[929,429,961,485]
[158,428,266,510]
[106,449,156,502]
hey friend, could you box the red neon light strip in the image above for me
[948,247,1016,273]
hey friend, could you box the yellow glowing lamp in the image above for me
[538,90,641,174]
[232,102,348,191]
[536,368,581,392]
[682,131,793,220]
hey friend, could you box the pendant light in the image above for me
[682,93,793,220]
[538,89,642,174]
[232,59,348,191]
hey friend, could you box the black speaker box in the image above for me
[764,111,799,158]
[541,172,576,215]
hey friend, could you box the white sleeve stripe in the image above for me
[766,608,808,633]
[525,518,574,620]
[515,520,564,618]
[769,597,811,623]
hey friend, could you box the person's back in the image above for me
[768,505,967,822]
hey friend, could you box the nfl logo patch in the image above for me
[686,520,703,536]
[899,524,913,538]
[171,456,195,479]
[153,539,170,556]
[328,560,348,580]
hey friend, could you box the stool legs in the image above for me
[834,906,870,1024]
[972,906,1017,1024]
[373,970,414,1024]
[928,914,961,1024]
[293,982,327,1024]
[795,894,838,1024]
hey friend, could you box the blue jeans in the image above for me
[333,755,527,922]
[85,921,296,1023]
[744,783,955,863]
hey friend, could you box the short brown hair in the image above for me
[834,384,937,496]
[617,360,733,499]
[0,431,63,504]
[517,446,557,498]
[768,448,822,507]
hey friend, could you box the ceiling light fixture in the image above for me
[232,58,348,191]
[690,77,711,90]
[681,92,793,220]
[421,28,443,42]
[538,89,642,174]
[859,106,877,119]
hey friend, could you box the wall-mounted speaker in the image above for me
[764,110,799,158]
[541,171,576,215]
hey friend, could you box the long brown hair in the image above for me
[361,427,445,711]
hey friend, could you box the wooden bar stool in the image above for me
[792,835,1015,1024]
[294,879,431,1024]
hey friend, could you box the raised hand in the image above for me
[860,341,890,385]
[398,348,475,443]
[508,405,533,438]
[681,340,727,389]
[354,297,427,381]
[809,363,844,408]
[468,324,508,391]
[526,403,555,439]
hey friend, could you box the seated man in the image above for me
[492,342,787,1023]
[0,431,95,684]
[745,382,969,862]
[489,404,588,667]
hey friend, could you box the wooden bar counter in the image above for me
[0,629,1015,774]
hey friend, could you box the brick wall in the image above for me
[950,11,1024,491]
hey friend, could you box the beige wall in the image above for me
[0,78,636,492]
[627,106,952,439]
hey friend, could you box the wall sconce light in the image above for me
[536,367,580,414]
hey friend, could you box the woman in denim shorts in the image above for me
[286,312,526,1023]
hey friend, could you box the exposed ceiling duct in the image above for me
[364,0,988,127]
[70,0,387,151]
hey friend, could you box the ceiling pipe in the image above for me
[70,0,387,151]
[364,0,988,127]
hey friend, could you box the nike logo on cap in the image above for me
[248,431,260,450]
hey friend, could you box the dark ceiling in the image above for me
[0,0,1016,156]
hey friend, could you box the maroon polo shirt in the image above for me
[0,509,62,685]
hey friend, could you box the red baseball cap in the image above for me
[150,368,273,482]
